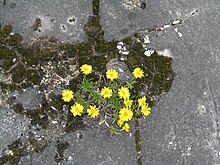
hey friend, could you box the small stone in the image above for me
[144,49,154,57]
[13,58,16,63]
[51,120,58,124]
[177,32,182,37]
[143,35,150,44]
[76,132,82,139]
[68,156,74,160]
[119,55,127,61]
[172,19,181,25]
[121,51,129,55]
[117,45,122,50]
[164,24,170,28]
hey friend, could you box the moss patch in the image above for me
[26,69,41,85]
[0,45,16,70]
[126,40,175,106]
[11,63,26,83]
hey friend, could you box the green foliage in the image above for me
[62,65,152,134]
[109,126,120,136]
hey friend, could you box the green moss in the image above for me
[78,54,109,71]
[0,155,9,165]
[13,103,24,114]
[47,93,63,120]
[1,24,12,35]
[11,63,26,83]
[95,41,110,53]
[132,42,144,52]
[28,132,47,153]
[18,47,39,66]
[7,33,23,46]
[84,16,102,38]
[127,46,175,106]
[39,48,58,61]
[0,82,17,92]
[54,141,69,162]
[122,36,133,45]
[27,110,49,129]
[127,55,139,66]
[58,44,76,58]
[92,0,100,15]
[75,42,93,56]
[64,114,85,133]
[26,69,41,85]
[0,45,16,70]
[94,30,104,43]
[7,139,28,164]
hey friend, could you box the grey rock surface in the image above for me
[0,107,31,152]
[140,4,220,165]
[18,144,57,165]
[14,87,43,110]
[63,127,136,165]
[100,0,220,41]
[17,125,136,165]
[1,0,93,43]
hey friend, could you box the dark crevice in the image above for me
[54,140,69,163]
[92,0,100,16]
[135,118,142,165]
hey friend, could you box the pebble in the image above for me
[143,35,150,44]
[144,49,155,57]
[121,51,129,55]
[172,19,181,25]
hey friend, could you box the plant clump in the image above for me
[62,64,152,135]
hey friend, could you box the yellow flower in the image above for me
[132,67,144,78]
[70,103,84,117]
[62,89,74,102]
[118,86,130,99]
[106,69,119,81]
[138,96,147,107]
[87,105,100,118]
[119,107,133,121]
[124,99,133,108]
[117,119,124,127]
[141,105,151,116]
[122,123,130,132]
[80,64,92,75]
[101,87,113,99]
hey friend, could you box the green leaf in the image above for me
[125,80,137,89]
[91,93,102,104]
[109,126,120,136]
[74,91,88,110]
[106,81,119,90]
[108,93,122,111]
[79,77,94,92]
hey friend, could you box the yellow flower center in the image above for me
[123,111,128,117]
